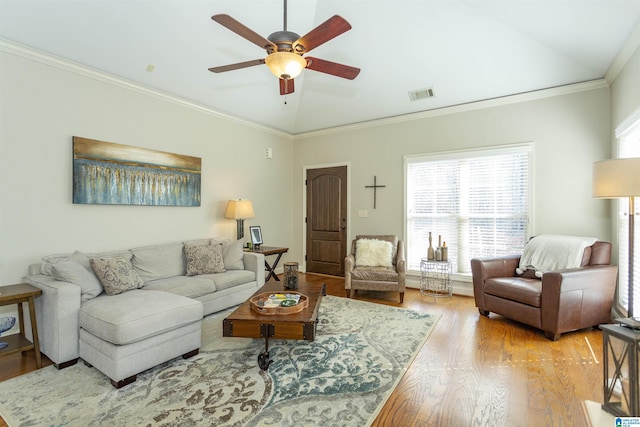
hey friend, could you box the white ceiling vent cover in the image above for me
[408,87,435,101]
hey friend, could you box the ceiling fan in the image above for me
[208,0,360,96]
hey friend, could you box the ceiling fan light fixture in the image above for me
[265,52,307,80]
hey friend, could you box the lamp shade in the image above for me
[265,52,307,80]
[224,199,255,219]
[593,158,640,198]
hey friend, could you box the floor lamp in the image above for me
[594,158,640,317]
[224,199,255,241]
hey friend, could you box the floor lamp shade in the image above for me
[593,158,640,316]
[224,199,255,240]
[593,158,640,199]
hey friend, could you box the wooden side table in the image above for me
[0,283,42,368]
[244,246,289,281]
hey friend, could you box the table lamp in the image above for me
[225,199,255,240]
[593,158,640,316]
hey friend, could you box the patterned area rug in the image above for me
[0,296,438,426]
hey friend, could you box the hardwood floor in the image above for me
[0,273,604,426]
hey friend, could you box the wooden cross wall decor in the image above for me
[365,176,386,209]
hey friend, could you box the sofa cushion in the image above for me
[51,257,104,301]
[90,257,145,296]
[222,239,245,270]
[484,277,542,307]
[206,270,256,291]
[41,250,132,276]
[184,243,225,276]
[351,266,398,282]
[79,289,203,345]
[131,242,185,282]
[356,239,393,267]
[143,276,217,298]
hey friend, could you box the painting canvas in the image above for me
[73,137,201,206]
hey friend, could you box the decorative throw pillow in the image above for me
[184,244,225,276]
[355,238,393,267]
[222,239,245,270]
[90,257,145,296]
[52,259,104,301]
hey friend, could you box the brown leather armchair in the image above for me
[470,241,618,340]
[345,235,406,303]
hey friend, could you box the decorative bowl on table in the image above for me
[0,316,17,350]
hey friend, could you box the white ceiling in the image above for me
[2,1,640,134]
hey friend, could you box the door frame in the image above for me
[301,161,351,273]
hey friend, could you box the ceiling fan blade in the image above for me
[305,57,360,80]
[293,15,351,54]
[212,14,276,51]
[279,78,295,95]
[208,59,265,73]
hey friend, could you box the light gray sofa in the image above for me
[23,238,265,388]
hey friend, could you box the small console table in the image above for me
[245,246,289,282]
[0,283,42,368]
[420,258,452,301]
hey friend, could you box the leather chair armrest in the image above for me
[471,255,521,310]
[541,265,619,293]
[540,265,619,337]
[471,255,521,281]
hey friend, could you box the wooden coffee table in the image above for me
[223,281,326,370]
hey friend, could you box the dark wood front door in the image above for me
[306,166,348,276]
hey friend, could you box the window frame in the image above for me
[614,109,640,316]
[403,142,533,278]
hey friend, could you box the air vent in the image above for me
[408,87,435,101]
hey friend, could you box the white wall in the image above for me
[611,43,640,131]
[293,85,613,287]
[608,41,640,274]
[0,47,294,291]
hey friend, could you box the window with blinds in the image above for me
[617,118,640,315]
[405,144,532,274]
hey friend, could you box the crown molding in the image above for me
[294,79,610,140]
[0,39,294,140]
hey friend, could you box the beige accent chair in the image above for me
[345,235,406,303]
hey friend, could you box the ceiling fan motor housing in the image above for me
[267,30,303,53]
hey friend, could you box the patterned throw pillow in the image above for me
[184,244,225,276]
[90,256,145,296]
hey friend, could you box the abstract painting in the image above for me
[73,137,201,206]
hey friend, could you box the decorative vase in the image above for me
[283,262,299,290]
[428,232,435,260]
[0,316,16,350]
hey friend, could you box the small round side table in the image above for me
[420,258,453,301]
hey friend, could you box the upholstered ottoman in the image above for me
[79,289,203,388]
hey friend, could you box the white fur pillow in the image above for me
[356,238,393,267]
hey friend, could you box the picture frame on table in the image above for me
[249,226,263,247]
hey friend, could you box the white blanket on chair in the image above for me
[517,234,598,278]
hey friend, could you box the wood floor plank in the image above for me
[0,273,606,426]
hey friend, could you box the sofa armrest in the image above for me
[22,274,82,366]
[540,265,618,335]
[243,252,265,287]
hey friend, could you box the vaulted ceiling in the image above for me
[2,1,640,134]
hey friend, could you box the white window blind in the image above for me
[617,119,640,315]
[405,144,531,274]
